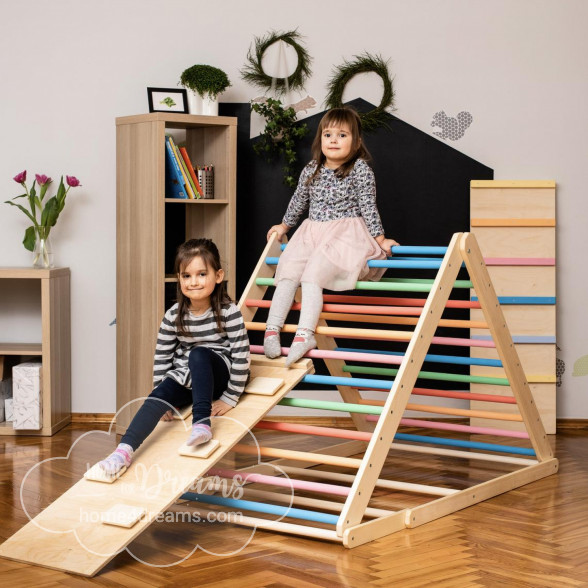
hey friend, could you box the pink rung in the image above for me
[369,386,517,404]
[396,418,529,439]
[322,294,482,309]
[249,345,403,366]
[246,295,482,310]
[256,420,371,442]
[207,466,350,497]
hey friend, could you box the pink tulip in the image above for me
[35,174,52,185]
[66,175,81,187]
[13,170,27,183]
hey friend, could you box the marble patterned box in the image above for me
[12,363,43,430]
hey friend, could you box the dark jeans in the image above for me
[121,346,230,451]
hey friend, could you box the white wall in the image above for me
[1,0,586,416]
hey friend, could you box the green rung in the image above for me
[343,365,510,386]
[278,397,382,414]
[255,277,473,292]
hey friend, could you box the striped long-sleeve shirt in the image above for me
[152,302,250,407]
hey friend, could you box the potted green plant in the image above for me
[251,98,308,188]
[180,64,231,116]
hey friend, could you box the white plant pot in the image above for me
[186,90,218,116]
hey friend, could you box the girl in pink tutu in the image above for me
[265,107,398,366]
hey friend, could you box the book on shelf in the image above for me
[165,137,187,199]
[178,146,204,198]
[168,136,195,199]
[176,146,200,199]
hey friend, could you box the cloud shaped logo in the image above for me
[18,399,297,569]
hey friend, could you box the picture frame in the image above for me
[147,87,189,114]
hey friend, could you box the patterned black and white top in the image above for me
[153,302,250,407]
[282,159,385,237]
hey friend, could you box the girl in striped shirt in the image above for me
[100,239,250,475]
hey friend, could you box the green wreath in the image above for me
[325,53,395,132]
[241,29,312,96]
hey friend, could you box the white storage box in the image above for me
[12,362,43,430]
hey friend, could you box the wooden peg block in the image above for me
[245,377,285,396]
[84,463,127,483]
[101,504,146,528]
[178,438,220,459]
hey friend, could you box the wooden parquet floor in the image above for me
[0,424,587,587]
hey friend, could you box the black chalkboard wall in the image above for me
[220,98,493,295]
[219,99,493,389]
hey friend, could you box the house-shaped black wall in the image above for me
[220,98,493,295]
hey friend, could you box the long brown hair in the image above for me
[307,107,371,185]
[174,238,231,336]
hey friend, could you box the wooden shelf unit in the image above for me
[0,267,71,436]
[115,113,237,432]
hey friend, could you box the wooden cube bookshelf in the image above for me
[0,267,71,436]
[115,113,237,433]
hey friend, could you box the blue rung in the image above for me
[471,296,556,305]
[181,492,339,525]
[303,373,391,390]
[335,347,503,368]
[266,257,445,269]
[388,256,447,262]
[366,260,444,269]
[391,246,448,255]
[394,433,536,456]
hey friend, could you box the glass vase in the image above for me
[32,227,54,268]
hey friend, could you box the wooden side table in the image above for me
[0,267,71,436]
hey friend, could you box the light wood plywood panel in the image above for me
[479,266,555,297]
[471,344,555,379]
[470,383,555,434]
[471,305,555,337]
[471,187,555,218]
[473,227,555,258]
[460,233,553,459]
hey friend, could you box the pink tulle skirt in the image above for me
[274,217,387,291]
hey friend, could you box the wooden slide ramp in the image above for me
[0,356,313,577]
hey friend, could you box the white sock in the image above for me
[187,423,212,447]
[99,443,133,475]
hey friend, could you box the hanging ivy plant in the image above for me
[241,29,312,96]
[251,98,308,188]
[325,53,395,132]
